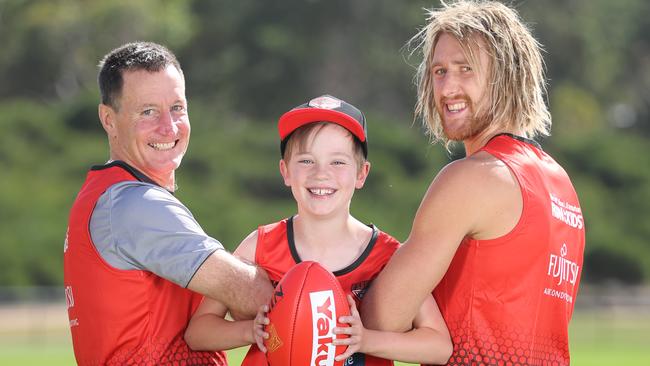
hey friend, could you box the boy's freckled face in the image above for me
[280,124,369,218]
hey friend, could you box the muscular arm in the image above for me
[185,231,264,350]
[362,155,521,331]
[92,182,273,320]
[188,231,272,320]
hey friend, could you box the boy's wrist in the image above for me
[358,328,379,355]
[242,319,255,344]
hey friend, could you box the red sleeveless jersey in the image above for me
[63,163,225,365]
[433,134,585,366]
[241,217,400,366]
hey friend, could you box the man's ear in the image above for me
[98,104,116,136]
[279,159,291,187]
[355,161,371,189]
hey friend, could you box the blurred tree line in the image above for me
[0,0,648,287]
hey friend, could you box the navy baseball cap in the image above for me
[278,95,368,158]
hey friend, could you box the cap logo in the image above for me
[308,96,341,110]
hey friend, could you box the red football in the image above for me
[265,261,350,366]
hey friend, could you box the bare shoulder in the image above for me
[423,151,521,239]
[233,229,259,263]
[436,151,517,194]
[467,151,520,195]
[460,151,522,238]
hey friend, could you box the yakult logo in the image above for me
[309,290,337,366]
[548,243,580,286]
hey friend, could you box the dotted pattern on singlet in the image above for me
[98,337,227,366]
[439,320,570,366]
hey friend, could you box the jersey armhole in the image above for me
[473,150,530,246]
[254,225,266,265]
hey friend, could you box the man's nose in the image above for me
[439,73,461,97]
[158,111,178,135]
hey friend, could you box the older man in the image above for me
[63,42,273,365]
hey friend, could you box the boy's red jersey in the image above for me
[433,134,585,366]
[242,217,400,366]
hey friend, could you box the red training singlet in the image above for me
[63,163,225,365]
[433,134,585,366]
[241,217,400,366]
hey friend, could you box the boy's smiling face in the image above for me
[280,123,370,219]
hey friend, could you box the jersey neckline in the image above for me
[491,133,542,150]
[90,160,171,193]
[286,215,379,276]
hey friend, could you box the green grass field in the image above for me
[0,309,647,365]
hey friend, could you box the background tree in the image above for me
[0,0,648,287]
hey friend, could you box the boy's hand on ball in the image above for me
[253,304,269,352]
[333,295,365,361]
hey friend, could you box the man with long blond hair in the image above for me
[363,1,585,365]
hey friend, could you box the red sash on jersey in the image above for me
[63,162,226,365]
[433,134,585,366]
[241,218,399,366]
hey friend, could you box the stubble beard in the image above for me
[438,98,491,142]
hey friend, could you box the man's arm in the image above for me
[362,161,475,331]
[362,155,521,331]
[184,230,267,349]
[188,249,272,320]
[184,295,255,350]
[97,182,274,320]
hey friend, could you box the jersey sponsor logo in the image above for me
[548,243,580,286]
[65,285,79,327]
[65,285,74,309]
[351,280,370,300]
[310,290,336,366]
[550,193,583,229]
[543,287,573,303]
[545,243,580,303]
[343,353,366,365]
[63,228,69,253]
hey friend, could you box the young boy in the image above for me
[184,95,452,365]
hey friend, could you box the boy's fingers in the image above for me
[333,326,353,335]
[335,348,354,362]
[333,337,354,346]
[258,342,267,353]
[347,295,360,316]
[255,328,269,338]
[338,316,354,324]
